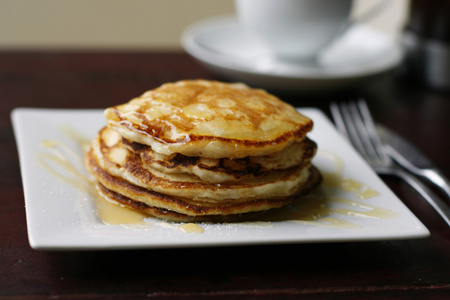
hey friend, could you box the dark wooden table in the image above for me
[1,52,449,299]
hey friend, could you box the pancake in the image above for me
[87,150,322,221]
[104,80,313,159]
[122,133,317,184]
[91,127,313,201]
[96,183,264,222]
[86,80,322,223]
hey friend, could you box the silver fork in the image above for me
[330,100,450,226]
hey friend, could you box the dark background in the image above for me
[1,52,449,299]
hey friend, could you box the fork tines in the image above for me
[330,100,389,165]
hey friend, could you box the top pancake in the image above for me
[105,80,313,159]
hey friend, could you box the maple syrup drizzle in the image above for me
[38,131,204,233]
[37,129,394,233]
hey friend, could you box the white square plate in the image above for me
[12,108,429,250]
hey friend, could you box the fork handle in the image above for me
[377,167,450,226]
[419,168,450,200]
[386,145,450,200]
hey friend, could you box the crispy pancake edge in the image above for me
[94,166,323,222]
[85,148,322,217]
[121,134,317,183]
[93,134,314,201]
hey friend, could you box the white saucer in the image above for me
[181,15,403,92]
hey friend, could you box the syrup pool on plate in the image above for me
[37,129,395,233]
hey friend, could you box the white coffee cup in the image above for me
[235,0,386,62]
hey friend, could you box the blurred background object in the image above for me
[399,0,450,92]
[0,0,407,51]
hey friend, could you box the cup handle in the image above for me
[318,0,391,58]
[350,0,391,27]
[331,0,390,42]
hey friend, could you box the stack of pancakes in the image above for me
[85,80,321,222]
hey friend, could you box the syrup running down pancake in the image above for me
[86,80,321,222]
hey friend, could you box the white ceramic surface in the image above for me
[235,0,353,61]
[181,15,403,92]
[12,108,429,251]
